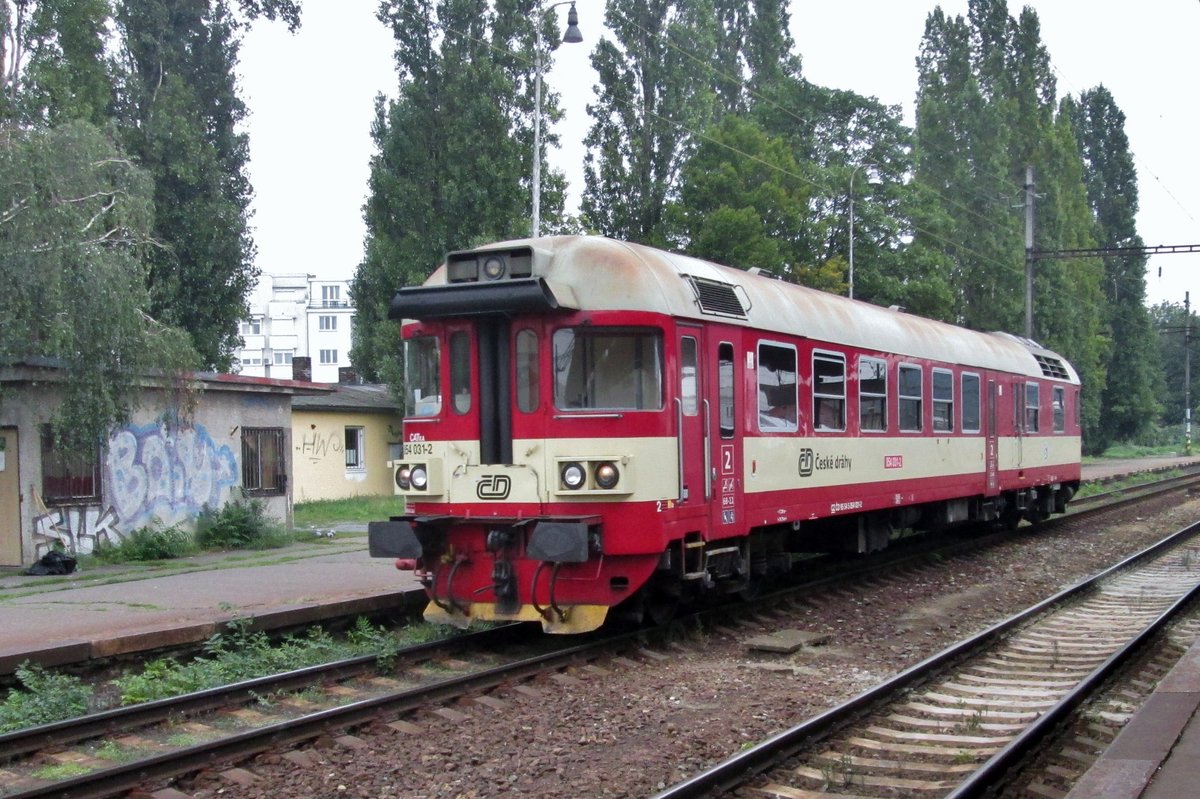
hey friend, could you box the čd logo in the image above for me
[477,474,512,500]
[798,448,814,477]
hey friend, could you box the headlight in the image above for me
[395,465,412,490]
[410,465,429,490]
[561,462,586,490]
[594,461,620,489]
[482,255,505,280]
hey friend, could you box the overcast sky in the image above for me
[239,1,1200,308]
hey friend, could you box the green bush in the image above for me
[196,498,293,551]
[93,520,197,563]
[0,663,94,732]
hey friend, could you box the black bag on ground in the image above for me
[22,550,77,576]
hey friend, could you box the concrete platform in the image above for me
[0,535,422,674]
[1065,636,1200,799]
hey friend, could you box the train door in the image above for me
[985,380,999,495]
[476,319,512,464]
[708,337,742,536]
[675,328,706,513]
[0,429,20,567]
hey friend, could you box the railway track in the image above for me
[651,519,1200,799]
[2,473,1197,798]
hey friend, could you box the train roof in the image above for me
[403,235,1079,384]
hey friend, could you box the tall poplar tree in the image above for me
[113,0,300,371]
[1065,87,1162,446]
[352,0,559,385]
[581,0,720,243]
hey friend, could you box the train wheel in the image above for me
[645,574,682,626]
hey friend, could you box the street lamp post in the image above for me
[532,1,582,239]
[847,163,878,300]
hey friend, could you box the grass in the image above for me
[1084,442,1184,462]
[293,495,404,528]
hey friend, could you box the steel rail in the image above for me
[650,519,1200,799]
[0,622,530,763]
[1,627,647,799]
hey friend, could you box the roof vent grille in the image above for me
[683,275,747,319]
[1034,354,1070,380]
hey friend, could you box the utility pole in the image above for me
[1024,166,1035,340]
[1187,292,1192,455]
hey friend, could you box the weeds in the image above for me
[92,520,197,563]
[114,616,399,705]
[0,663,94,733]
[196,498,294,551]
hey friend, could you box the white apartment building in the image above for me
[235,274,355,383]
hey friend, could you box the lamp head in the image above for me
[563,3,583,43]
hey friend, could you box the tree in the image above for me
[0,121,199,447]
[2,0,114,126]
[581,0,720,243]
[352,0,551,385]
[113,0,300,371]
[1064,87,1162,447]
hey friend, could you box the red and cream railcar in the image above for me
[368,236,1081,632]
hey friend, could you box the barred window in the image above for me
[40,425,101,503]
[345,427,364,470]
[242,427,287,496]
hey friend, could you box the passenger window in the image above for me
[858,357,887,432]
[813,352,846,432]
[899,364,922,432]
[1026,383,1040,433]
[516,329,539,413]
[718,343,735,439]
[680,337,698,416]
[932,368,953,432]
[758,342,798,433]
[450,332,471,414]
[961,373,981,433]
[1052,386,1065,432]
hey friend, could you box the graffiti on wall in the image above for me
[106,421,239,531]
[31,420,240,557]
[32,505,121,559]
[297,430,343,463]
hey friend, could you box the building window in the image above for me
[899,364,923,432]
[858,356,887,432]
[273,351,293,365]
[932,368,954,432]
[813,351,846,431]
[242,427,287,496]
[322,285,341,307]
[319,349,338,365]
[241,319,261,336]
[40,425,101,503]
[961,373,981,433]
[319,315,337,331]
[757,342,797,433]
[345,427,364,470]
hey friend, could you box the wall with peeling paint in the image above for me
[0,366,309,565]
